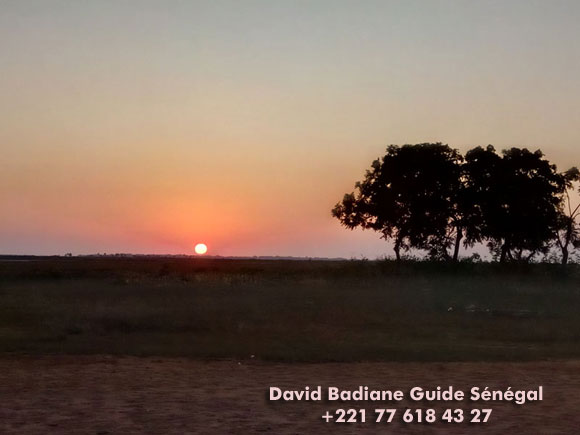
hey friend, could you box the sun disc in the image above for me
[194,243,208,255]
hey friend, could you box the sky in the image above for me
[1,0,580,258]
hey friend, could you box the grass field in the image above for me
[1,257,580,362]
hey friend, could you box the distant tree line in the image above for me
[332,143,580,264]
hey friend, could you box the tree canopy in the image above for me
[333,143,576,263]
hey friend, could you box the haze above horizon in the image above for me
[1,0,579,258]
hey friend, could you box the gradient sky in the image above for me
[1,0,580,257]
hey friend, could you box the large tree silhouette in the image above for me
[464,146,566,262]
[332,143,464,261]
[333,143,571,263]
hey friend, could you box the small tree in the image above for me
[332,143,464,261]
[555,167,580,265]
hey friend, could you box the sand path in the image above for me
[0,356,578,434]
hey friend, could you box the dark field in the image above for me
[1,257,580,362]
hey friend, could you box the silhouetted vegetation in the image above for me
[556,167,580,264]
[333,143,579,264]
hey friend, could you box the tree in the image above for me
[555,167,580,265]
[332,143,464,261]
[461,145,503,255]
[463,146,566,262]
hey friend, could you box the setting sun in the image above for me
[194,243,208,255]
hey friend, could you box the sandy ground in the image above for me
[0,356,578,434]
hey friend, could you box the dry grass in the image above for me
[1,257,579,361]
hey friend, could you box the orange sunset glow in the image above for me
[1,1,579,258]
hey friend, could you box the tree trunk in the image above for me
[452,227,463,262]
[394,241,401,261]
[562,222,572,265]
[562,246,569,265]
[499,243,509,263]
